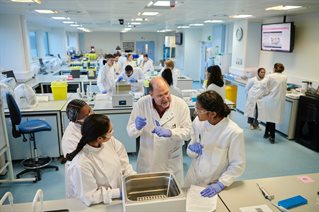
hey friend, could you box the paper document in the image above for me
[186,185,217,212]
[239,204,273,212]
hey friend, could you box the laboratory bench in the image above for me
[224,75,300,140]
[3,173,318,211]
[219,173,319,211]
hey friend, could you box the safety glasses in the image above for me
[194,107,208,115]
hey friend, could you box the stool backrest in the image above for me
[6,92,22,138]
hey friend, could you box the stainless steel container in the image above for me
[122,172,186,212]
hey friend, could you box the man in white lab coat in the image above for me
[127,77,191,185]
[97,54,115,94]
[257,63,287,144]
[117,65,145,92]
[141,54,154,74]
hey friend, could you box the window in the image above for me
[44,32,50,56]
[29,31,38,58]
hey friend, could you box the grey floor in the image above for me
[1,81,319,203]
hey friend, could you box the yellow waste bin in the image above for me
[51,81,68,100]
[225,85,237,106]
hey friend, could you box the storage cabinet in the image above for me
[295,95,319,151]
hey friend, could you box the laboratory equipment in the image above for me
[112,82,133,107]
[257,183,274,201]
[122,172,185,212]
[14,84,38,108]
[278,195,307,209]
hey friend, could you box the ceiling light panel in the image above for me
[204,20,224,23]
[52,17,69,20]
[11,0,41,3]
[265,5,302,11]
[142,12,159,16]
[189,23,204,26]
[35,10,58,14]
[229,14,253,19]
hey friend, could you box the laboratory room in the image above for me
[1,0,319,211]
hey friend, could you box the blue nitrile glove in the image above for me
[120,190,122,200]
[200,182,225,197]
[188,142,203,155]
[129,78,138,83]
[152,120,172,137]
[117,76,123,82]
[135,116,147,130]
[102,90,107,94]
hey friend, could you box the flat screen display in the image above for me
[175,32,183,45]
[261,22,295,52]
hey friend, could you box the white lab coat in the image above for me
[117,68,145,92]
[159,67,181,87]
[61,121,82,197]
[206,83,226,100]
[142,59,154,74]
[257,73,287,123]
[244,77,269,118]
[67,137,135,206]
[113,61,122,76]
[97,64,116,93]
[184,117,245,188]
[127,95,192,186]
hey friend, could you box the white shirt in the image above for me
[185,117,245,187]
[117,68,145,92]
[127,95,192,185]
[97,64,116,93]
[67,137,135,206]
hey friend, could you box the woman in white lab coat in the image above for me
[257,63,287,144]
[64,114,135,206]
[97,54,115,94]
[244,68,267,130]
[127,77,191,186]
[117,65,144,92]
[185,90,245,197]
[205,65,225,100]
[61,99,94,197]
[161,68,182,98]
[159,59,180,87]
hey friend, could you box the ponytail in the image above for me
[223,103,231,117]
[61,137,87,164]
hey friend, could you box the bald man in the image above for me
[127,77,191,185]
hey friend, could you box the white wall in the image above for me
[183,29,202,80]
[80,32,121,54]
[259,11,319,87]
[48,28,67,58]
[0,15,32,81]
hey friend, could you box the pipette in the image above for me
[257,183,274,201]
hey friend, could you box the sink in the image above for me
[122,172,185,212]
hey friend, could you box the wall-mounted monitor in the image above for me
[261,22,295,52]
[175,32,183,45]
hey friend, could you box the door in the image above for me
[136,41,155,61]
[200,42,213,82]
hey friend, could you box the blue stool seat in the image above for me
[19,120,51,134]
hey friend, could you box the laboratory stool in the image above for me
[6,93,59,182]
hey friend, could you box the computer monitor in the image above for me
[1,70,17,82]
[70,70,80,78]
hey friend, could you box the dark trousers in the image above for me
[248,105,259,127]
[265,122,276,139]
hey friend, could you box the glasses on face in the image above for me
[194,107,208,115]
[101,129,114,139]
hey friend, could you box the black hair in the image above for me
[197,90,230,117]
[257,67,265,74]
[274,63,285,73]
[62,114,111,163]
[207,65,224,87]
[125,65,133,72]
[66,99,87,122]
[143,54,148,58]
[161,68,173,86]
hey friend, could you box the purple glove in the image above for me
[117,76,123,82]
[129,78,138,83]
[200,182,225,197]
[152,120,172,137]
[188,142,203,155]
[135,116,147,130]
